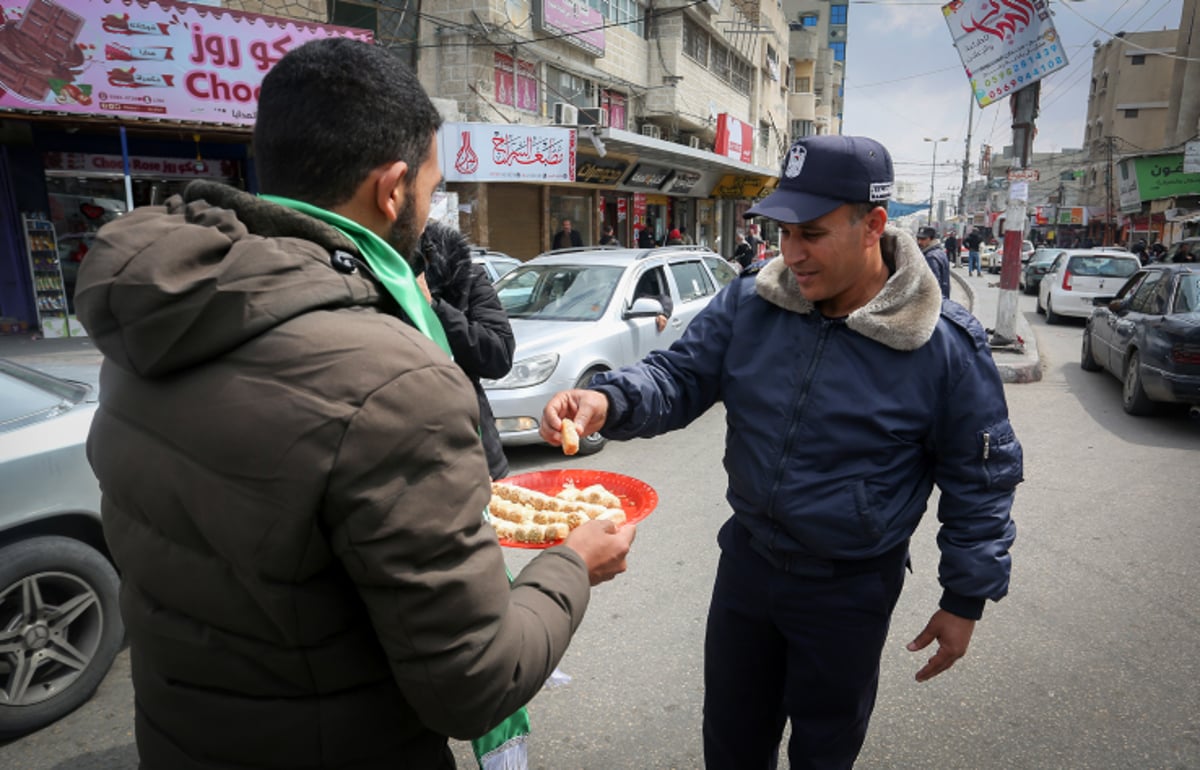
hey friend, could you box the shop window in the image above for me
[829,4,847,25]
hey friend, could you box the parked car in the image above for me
[1021,248,1063,294]
[469,247,522,282]
[1037,249,1141,324]
[483,245,737,455]
[981,239,1034,273]
[0,360,123,738]
[1080,264,1200,415]
[1021,239,1035,263]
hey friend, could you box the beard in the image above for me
[385,190,421,270]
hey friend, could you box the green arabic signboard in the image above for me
[1121,154,1200,206]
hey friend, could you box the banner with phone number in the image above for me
[942,0,1067,108]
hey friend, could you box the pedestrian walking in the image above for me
[964,230,983,276]
[74,38,635,770]
[599,224,620,246]
[944,231,959,268]
[538,134,1020,770]
[916,226,951,298]
[731,230,754,269]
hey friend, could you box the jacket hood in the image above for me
[753,225,942,351]
[418,221,474,305]
[75,181,382,378]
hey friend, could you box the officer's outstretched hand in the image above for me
[540,389,609,447]
[907,609,976,682]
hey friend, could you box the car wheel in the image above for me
[1122,351,1156,416]
[1080,326,1102,372]
[1044,297,1059,324]
[0,536,124,738]
[573,368,608,456]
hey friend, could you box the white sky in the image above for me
[841,0,1185,204]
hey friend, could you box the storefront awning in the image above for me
[586,127,777,198]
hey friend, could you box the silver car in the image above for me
[0,360,123,737]
[483,246,738,455]
[469,247,522,282]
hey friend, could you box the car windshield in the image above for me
[495,264,625,321]
[1176,273,1200,313]
[1066,256,1139,278]
[1030,250,1060,265]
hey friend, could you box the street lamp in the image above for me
[924,136,948,230]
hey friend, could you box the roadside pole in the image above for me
[991,82,1039,348]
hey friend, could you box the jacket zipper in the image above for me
[765,318,834,522]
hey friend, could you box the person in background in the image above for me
[74,38,635,770]
[944,230,959,269]
[418,222,515,480]
[731,230,754,270]
[666,228,685,245]
[745,222,763,258]
[599,224,621,246]
[916,226,951,298]
[637,224,655,249]
[538,134,1019,770]
[680,225,695,245]
[964,229,983,276]
[552,218,584,250]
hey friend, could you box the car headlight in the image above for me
[482,353,559,388]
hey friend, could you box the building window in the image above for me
[588,0,645,38]
[1124,108,1139,118]
[683,16,709,65]
[800,13,818,26]
[1130,54,1145,65]
[731,57,751,94]
[547,65,593,111]
[791,119,814,139]
[494,52,539,112]
[712,45,731,82]
[830,41,845,61]
[797,76,811,92]
[829,4,847,25]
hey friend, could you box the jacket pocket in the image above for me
[852,480,884,541]
[979,420,1023,490]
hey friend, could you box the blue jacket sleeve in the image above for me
[930,315,1021,619]
[590,280,744,439]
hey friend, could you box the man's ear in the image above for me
[375,160,409,222]
[862,205,888,246]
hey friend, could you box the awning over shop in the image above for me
[585,127,777,198]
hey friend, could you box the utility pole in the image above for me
[991,81,1039,348]
[925,136,947,228]
[1105,136,1115,246]
[958,91,974,242]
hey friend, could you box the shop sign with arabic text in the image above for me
[1118,154,1200,209]
[533,0,604,57]
[0,0,370,124]
[942,0,1066,108]
[440,122,575,183]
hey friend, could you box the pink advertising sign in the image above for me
[440,122,575,183]
[0,0,371,125]
[533,0,604,57]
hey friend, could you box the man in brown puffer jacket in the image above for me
[75,38,635,770]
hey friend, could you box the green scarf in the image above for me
[261,194,530,769]
[259,195,451,355]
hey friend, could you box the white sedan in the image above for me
[1037,249,1141,324]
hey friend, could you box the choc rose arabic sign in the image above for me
[0,0,370,125]
[440,122,575,183]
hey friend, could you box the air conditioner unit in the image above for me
[688,136,702,150]
[553,103,579,125]
[578,107,610,128]
[641,124,662,140]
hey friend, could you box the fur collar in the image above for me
[753,225,942,351]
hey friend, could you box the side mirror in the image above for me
[1106,297,1129,313]
[626,297,665,318]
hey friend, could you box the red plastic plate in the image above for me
[490,469,657,549]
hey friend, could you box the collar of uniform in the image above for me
[753,225,942,351]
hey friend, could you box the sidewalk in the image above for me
[949,266,1042,384]
[1,272,1042,384]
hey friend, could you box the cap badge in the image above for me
[784,144,807,179]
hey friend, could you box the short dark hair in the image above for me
[253,39,443,208]
[847,202,880,222]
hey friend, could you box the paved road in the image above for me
[2,288,1199,768]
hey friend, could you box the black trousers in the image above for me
[703,520,908,770]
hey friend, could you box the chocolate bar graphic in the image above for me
[17,0,84,67]
[0,0,85,102]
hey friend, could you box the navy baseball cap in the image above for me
[745,135,893,224]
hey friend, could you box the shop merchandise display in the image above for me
[22,214,71,337]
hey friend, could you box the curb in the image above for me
[948,270,1043,384]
